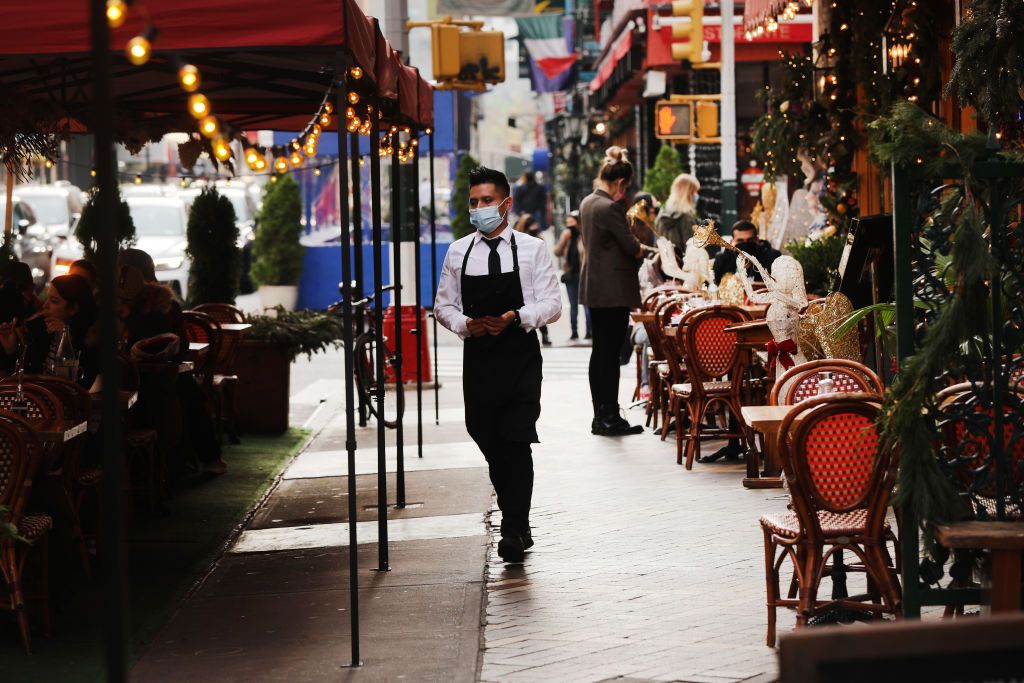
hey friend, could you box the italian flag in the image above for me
[516,15,578,93]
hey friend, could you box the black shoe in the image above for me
[595,414,644,436]
[698,443,744,463]
[497,532,526,563]
[521,529,534,550]
[584,332,592,340]
[542,337,552,346]
[570,332,579,340]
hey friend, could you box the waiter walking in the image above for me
[435,166,561,563]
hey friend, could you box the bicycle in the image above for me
[328,283,405,429]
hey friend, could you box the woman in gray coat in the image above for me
[579,146,646,436]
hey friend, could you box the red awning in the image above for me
[589,29,634,93]
[0,0,434,132]
[398,65,420,124]
[418,77,434,129]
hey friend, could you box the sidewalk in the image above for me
[134,310,787,682]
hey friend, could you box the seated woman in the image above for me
[0,274,98,387]
[118,265,227,476]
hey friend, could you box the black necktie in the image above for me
[485,237,502,276]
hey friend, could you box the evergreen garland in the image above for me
[186,187,240,306]
[946,0,1024,145]
[642,143,684,203]
[750,53,827,182]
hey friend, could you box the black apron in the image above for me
[461,232,543,444]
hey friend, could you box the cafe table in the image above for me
[740,404,789,489]
[38,418,89,444]
[936,521,1024,613]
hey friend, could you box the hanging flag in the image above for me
[516,15,578,93]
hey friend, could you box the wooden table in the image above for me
[936,521,1024,613]
[218,323,253,334]
[38,419,88,444]
[138,360,194,375]
[631,311,656,325]
[740,404,790,489]
[740,305,768,319]
[188,342,209,354]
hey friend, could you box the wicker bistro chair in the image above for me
[770,359,885,406]
[0,414,50,653]
[637,287,690,411]
[186,308,241,444]
[936,382,1024,519]
[182,311,227,440]
[672,305,754,468]
[760,394,902,646]
[655,297,694,439]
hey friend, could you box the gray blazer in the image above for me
[579,189,642,309]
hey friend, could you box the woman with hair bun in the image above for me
[578,146,646,436]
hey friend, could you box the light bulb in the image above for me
[289,151,303,167]
[134,174,142,184]
[90,168,97,177]
[245,148,260,166]
[180,178,187,187]
[254,157,267,172]
[199,115,219,138]
[319,113,332,127]
[291,139,302,150]
[348,92,360,104]
[44,159,53,169]
[425,128,432,135]
[212,136,233,161]
[346,118,360,133]
[312,124,322,136]
[271,176,278,183]
[314,168,321,176]
[106,0,127,28]
[126,35,152,65]
[323,102,334,115]
[178,64,201,92]
[350,67,363,80]
[188,93,211,119]
[274,155,289,173]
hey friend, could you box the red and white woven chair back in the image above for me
[685,306,748,380]
[783,395,884,514]
[0,418,28,510]
[193,303,246,325]
[773,360,883,406]
[0,386,60,428]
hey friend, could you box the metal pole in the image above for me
[719,0,738,229]
[392,135,407,508]
[91,2,128,680]
[413,130,424,458]
[370,107,390,571]
[351,131,368,426]
[333,66,361,667]
[892,165,919,618]
[429,130,439,425]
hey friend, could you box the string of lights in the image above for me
[744,0,814,41]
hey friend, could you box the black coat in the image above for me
[713,239,781,285]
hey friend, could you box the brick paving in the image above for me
[479,345,787,683]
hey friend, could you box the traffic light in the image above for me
[670,0,705,64]
[655,102,691,139]
[654,96,719,142]
[419,20,505,89]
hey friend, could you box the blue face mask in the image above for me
[469,199,508,234]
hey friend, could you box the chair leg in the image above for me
[763,528,779,647]
[6,546,32,654]
[686,398,705,470]
[797,544,824,628]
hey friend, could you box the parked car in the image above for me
[14,181,83,239]
[0,196,53,289]
[51,194,191,299]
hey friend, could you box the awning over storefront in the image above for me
[0,0,433,132]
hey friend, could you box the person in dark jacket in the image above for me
[579,146,645,436]
[512,172,549,230]
[553,210,590,340]
[712,220,781,285]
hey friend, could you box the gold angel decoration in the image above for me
[718,272,746,306]
[798,292,860,361]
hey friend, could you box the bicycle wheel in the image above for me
[354,332,404,429]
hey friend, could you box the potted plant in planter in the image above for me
[186,187,240,306]
[252,174,304,311]
[233,307,344,433]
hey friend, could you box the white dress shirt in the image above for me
[434,227,562,339]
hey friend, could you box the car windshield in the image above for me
[17,194,68,225]
[130,204,185,236]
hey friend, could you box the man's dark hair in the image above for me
[468,166,511,199]
[732,220,757,235]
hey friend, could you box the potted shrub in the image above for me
[234,307,344,433]
[75,187,136,260]
[252,175,304,311]
[186,187,240,306]
[451,153,479,239]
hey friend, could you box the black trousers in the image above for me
[588,306,631,417]
[477,439,534,536]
